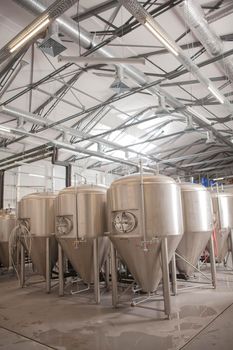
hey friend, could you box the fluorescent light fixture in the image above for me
[208,86,225,104]
[58,55,145,65]
[145,21,179,57]
[186,107,212,125]
[29,174,45,178]
[0,126,11,133]
[9,17,50,53]
[213,177,224,181]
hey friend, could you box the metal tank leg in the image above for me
[45,237,51,294]
[93,238,100,304]
[209,234,217,289]
[105,255,110,290]
[161,237,172,319]
[171,253,177,295]
[230,229,233,271]
[110,242,118,308]
[20,243,25,288]
[58,243,64,296]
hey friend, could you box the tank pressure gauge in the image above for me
[56,216,73,235]
[113,211,137,233]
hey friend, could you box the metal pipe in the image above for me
[139,160,147,251]
[45,236,51,293]
[0,0,79,64]
[230,229,233,271]
[58,243,64,296]
[0,171,4,209]
[180,0,233,84]
[119,0,233,114]
[208,234,217,289]
[110,241,118,307]
[161,237,171,318]
[170,253,177,295]
[93,238,100,304]
[20,242,25,288]
[0,60,28,99]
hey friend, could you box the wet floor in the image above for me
[0,267,233,350]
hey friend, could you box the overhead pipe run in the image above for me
[10,0,233,153]
[0,0,78,65]
[118,0,233,114]
[179,0,233,84]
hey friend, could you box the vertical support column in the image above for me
[161,237,171,319]
[65,164,72,188]
[110,241,118,308]
[230,229,233,271]
[171,253,177,295]
[58,243,64,296]
[93,238,100,304]
[20,243,25,288]
[209,234,217,288]
[0,170,5,210]
[45,237,51,294]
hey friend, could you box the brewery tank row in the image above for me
[1,173,233,315]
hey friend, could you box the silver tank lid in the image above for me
[58,184,107,195]
[21,192,57,200]
[180,182,207,192]
[111,173,176,186]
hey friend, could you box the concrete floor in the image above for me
[0,268,233,350]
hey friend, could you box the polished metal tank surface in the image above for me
[176,183,213,277]
[109,174,183,292]
[55,185,108,283]
[18,192,58,277]
[211,192,233,262]
[0,212,16,268]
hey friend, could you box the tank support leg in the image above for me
[58,243,64,296]
[230,229,233,271]
[161,237,171,319]
[171,253,177,295]
[105,254,110,290]
[20,243,25,288]
[209,234,217,288]
[110,242,118,308]
[93,238,100,304]
[45,237,51,294]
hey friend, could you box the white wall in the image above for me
[3,160,118,209]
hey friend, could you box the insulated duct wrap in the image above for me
[181,0,233,83]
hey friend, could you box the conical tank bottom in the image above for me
[0,242,10,268]
[57,237,109,284]
[110,235,182,293]
[176,231,212,277]
[207,228,229,263]
[22,236,58,277]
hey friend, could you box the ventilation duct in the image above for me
[180,0,233,84]
[0,0,78,64]
[11,0,233,149]
[119,0,233,115]
[39,23,67,57]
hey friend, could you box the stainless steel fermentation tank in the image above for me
[0,210,16,268]
[176,183,214,278]
[108,174,184,317]
[210,192,233,263]
[18,192,58,291]
[55,185,108,303]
